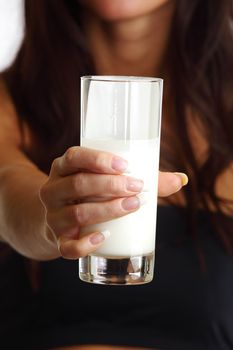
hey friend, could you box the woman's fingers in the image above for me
[41,168,188,211]
[158,171,188,197]
[44,173,144,206]
[40,145,189,261]
[54,171,189,260]
[58,231,107,259]
[46,196,140,236]
[49,196,140,259]
[52,146,129,177]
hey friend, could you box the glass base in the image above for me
[79,253,154,285]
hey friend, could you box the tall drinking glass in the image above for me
[79,76,163,285]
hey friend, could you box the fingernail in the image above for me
[112,156,128,172]
[89,230,110,245]
[174,172,189,186]
[126,178,144,192]
[122,197,140,211]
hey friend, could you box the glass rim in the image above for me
[81,75,163,83]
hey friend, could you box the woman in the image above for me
[0,0,232,349]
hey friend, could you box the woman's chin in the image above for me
[81,0,171,22]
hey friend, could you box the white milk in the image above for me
[81,138,160,257]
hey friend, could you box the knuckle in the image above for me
[72,172,85,193]
[105,201,119,218]
[69,205,88,226]
[59,242,70,259]
[95,152,107,171]
[108,176,117,193]
[51,157,60,172]
[120,176,128,193]
[109,175,124,194]
[64,146,78,162]
[59,241,85,259]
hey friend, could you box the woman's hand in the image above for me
[39,146,187,260]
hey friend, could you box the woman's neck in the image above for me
[84,2,175,77]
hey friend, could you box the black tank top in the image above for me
[1,206,233,349]
[32,205,233,350]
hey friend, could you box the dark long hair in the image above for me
[3,0,233,252]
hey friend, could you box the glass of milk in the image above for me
[79,76,163,285]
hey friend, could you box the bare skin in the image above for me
[51,2,232,349]
[0,0,185,261]
[83,0,175,76]
[0,78,185,261]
